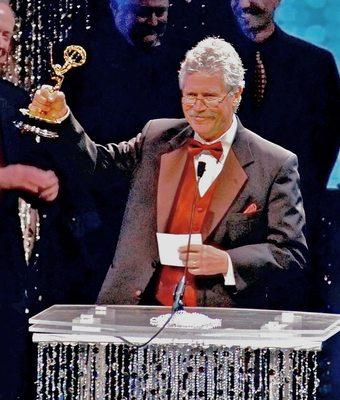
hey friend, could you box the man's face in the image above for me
[231,0,280,41]
[182,72,242,142]
[113,0,169,49]
[0,3,15,65]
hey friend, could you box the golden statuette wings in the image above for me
[20,45,87,124]
[51,45,87,91]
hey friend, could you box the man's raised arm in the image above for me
[29,85,145,176]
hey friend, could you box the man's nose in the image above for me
[237,0,252,8]
[147,12,159,26]
[192,97,207,111]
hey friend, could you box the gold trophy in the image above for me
[49,45,87,91]
[19,45,87,126]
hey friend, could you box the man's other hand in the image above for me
[29,85,68,121]
[0,164,59,201]
[178,244,229,276]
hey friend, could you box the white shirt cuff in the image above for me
[223,252,236,286]
[54,106,70,124]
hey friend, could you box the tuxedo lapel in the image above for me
[157,146,188,232]
[157,124,193,232]
[202,149,247,240]
[202,119,254,241]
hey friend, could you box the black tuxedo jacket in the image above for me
[59,114,308,310]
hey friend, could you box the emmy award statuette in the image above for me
[16,45,87,141]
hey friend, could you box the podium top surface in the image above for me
[29,305,340,350]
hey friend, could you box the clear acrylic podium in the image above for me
[29,305,340,399]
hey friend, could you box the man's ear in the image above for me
[234,87,243,100]
[232,87,243,110]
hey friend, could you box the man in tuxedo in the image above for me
[0,1,60,310]
[0,81,60,400]
[1,2,108,396]
[1,2,61,398]
[30,37,308,310]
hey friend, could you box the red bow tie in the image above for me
[187,138,223,161]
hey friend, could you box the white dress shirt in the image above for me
[192,114,237,285]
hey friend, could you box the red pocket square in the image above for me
[243,203,258,214]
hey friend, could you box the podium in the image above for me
[29,305,340,399]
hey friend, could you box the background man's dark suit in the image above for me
[60,114,308,310]
[0,79,104,310]
[0,79,109,398]
[232,26,339,221]
[227,25,340,313]
[0,79,32,399]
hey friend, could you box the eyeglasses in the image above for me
[181,93,230,108]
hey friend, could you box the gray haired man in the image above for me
[30,37,308,310]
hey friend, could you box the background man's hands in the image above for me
[0,164,59,201]
[178,244,229,276]
[29,85,68,121]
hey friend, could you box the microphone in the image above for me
[197,161,206,178]
[172,161,206,312]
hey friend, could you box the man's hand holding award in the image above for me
[17,45,86,140]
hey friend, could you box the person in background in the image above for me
[1,1,107,397]
[1,5,60,399]
[227,0,339,245]
[110,0,169,49]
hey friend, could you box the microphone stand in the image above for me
[172,161,206,312]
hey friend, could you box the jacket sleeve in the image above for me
[57,112,151,177]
